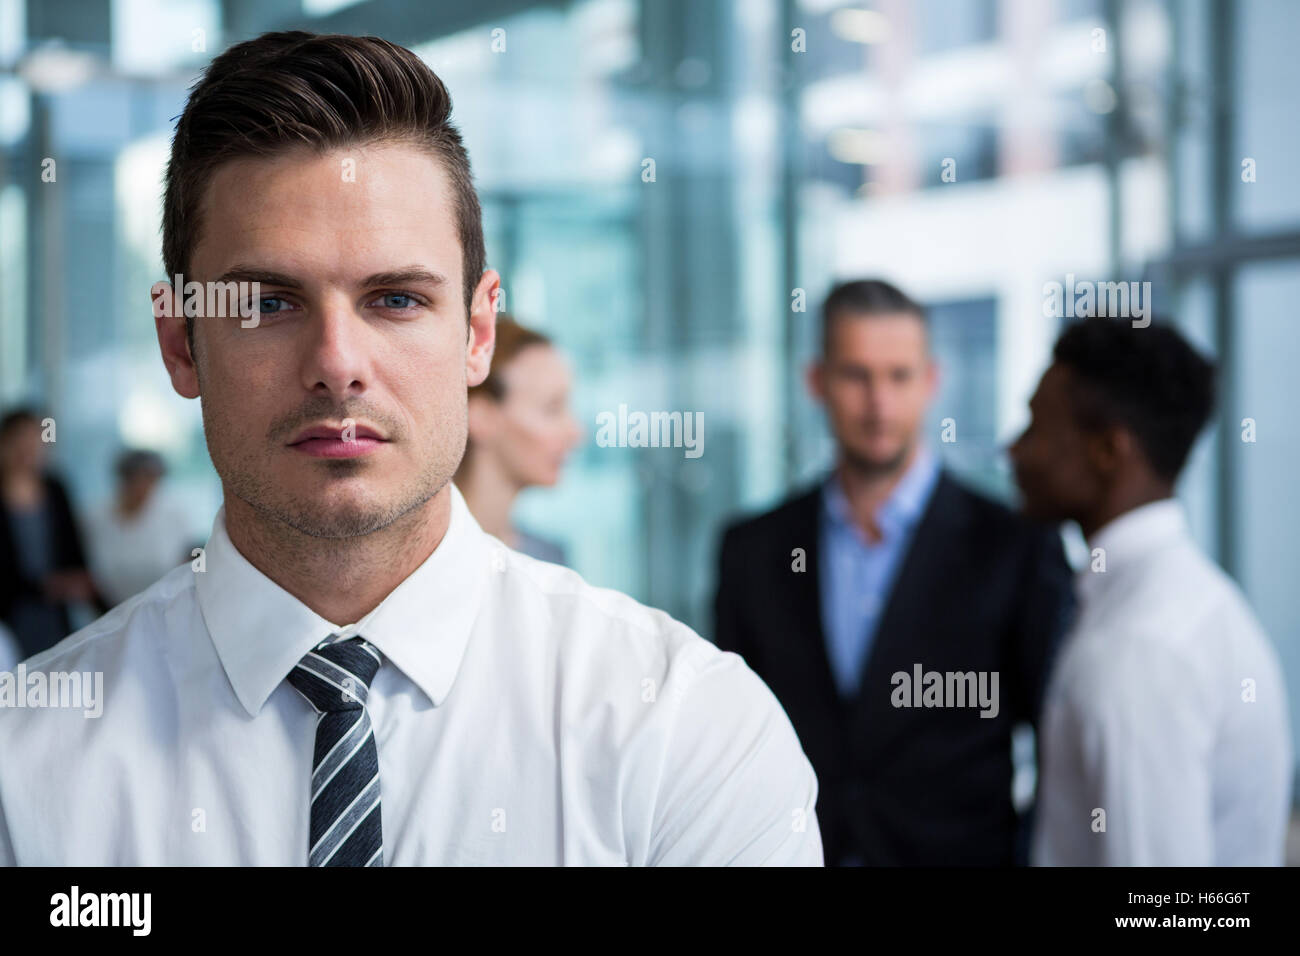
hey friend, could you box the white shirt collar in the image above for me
[196,482,490,717]
[1076,497,1188,599]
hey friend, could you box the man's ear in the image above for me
[466,269,500,388]
[923,355,940,402]
[1087,424,1129,478]
[152,281,200,399]
[805,359,826,405]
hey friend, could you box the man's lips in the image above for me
[288,423,387,459]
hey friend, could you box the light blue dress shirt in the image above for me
[818,446,941,699]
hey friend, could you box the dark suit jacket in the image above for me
[713,469,1074,866]
[0,472,108,659]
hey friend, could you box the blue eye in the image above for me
[259,297,288,313]
[380,293,413,309]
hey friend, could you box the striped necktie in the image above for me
[287,636,384,867]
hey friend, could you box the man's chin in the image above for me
[241,478,400,539]
[844,442,910,477]
[269,499,392,539]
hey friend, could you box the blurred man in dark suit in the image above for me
[713,279,1074,866]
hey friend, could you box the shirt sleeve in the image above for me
[0,781,15,866]
[1071,639,1216,865]
[645,644,823,866]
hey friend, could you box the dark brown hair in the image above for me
[469,316,553,402]
[1053,316,1215,483]
[163,31,486,354]
[0,406,43,440]
[821,278,927,356]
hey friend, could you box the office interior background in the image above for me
[0,0,1297,846]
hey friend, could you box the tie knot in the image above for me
[288,636,382,713]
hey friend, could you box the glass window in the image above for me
[1233,261,1300,753]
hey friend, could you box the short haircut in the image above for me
[469,316,552,402]
[163,31,486,357]
[1052,317,1216,483]
[116,449,167,482]
[821,279,927,355]
[0,406,42,439]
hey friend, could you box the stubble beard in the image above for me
[841,434,914,483]
[206,402,466,542]
[224,455,448,540]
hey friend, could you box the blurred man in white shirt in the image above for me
[1010,316,1292,865]
[0,31,821,867]
[85,450,194,607]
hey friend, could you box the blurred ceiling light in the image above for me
[830,8,891,45]
[828,127,886,165]
[0,78,28,145]
[303,0,365,14]
[16,41,99,94]
[1083,78,1118,114]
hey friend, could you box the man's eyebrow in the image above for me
[209,267,449,289]
[213,267,303,288]
[361,268,449,288]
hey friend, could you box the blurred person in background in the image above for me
[1011,316,1292,865]
[714,279,1075,866]
[85,449,195,607]
[454,316,581,565]
[0,407,108,660]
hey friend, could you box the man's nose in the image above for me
[862,379,889,411]
[303,296,368,396]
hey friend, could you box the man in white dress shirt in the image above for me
[0,31,822,866]
[1010,316,1292,865]
[85,450,195,607]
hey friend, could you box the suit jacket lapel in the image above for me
[786,486,844,716]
